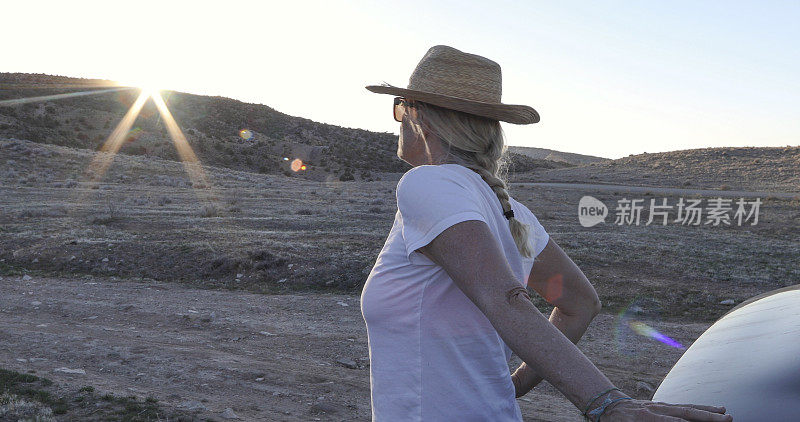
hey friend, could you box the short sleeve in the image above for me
[527,212,550,257]
[396,166,488,265]
[510,197,550,259]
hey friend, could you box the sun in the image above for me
[140,85,162,98]
[116,77,163,98]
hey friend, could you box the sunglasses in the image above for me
[393,97,414,122]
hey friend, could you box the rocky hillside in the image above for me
[508,145,610,166]
[519,146,800,192]
[0,73,553,182]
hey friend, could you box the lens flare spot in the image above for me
[543,273,564,303]
[300,165,307,171]
[283,157,289,161]
[628,321,685,349]
[325,173,342,189]
[291,158,303,172]
[125,127,143,143]
[613,297,678,358]
[239,129,253,140]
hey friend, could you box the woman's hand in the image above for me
[511,373,525,398]
[599,398,733,421]
[511,363,543,398]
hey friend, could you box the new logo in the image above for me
[578,196,608,227]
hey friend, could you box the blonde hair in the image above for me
[406,100,535,258]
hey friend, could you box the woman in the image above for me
[360,45,732,422]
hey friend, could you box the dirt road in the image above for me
[1,274,713,421]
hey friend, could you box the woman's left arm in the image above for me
[511,238,603,396]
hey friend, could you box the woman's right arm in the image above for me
[419,220,621,409]
[418,220,732,421]
[512,306,598,397]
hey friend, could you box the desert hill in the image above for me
[515,146,800,192]
[8,73,793,194]
[0,72,561,182]
[507,145,610,166]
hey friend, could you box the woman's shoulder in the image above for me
[398,164,438,183]
[399,164,464,180]
[397,164,476,192]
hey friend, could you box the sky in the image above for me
[2,0,798,159]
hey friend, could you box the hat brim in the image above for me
[365,84,539,125]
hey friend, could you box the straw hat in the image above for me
[366,45,540,125]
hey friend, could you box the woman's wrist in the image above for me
[597,393,634,416]
[582,388,632,422]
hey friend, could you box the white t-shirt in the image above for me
[360,163,550,421]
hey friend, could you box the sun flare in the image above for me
[79,84,218,209]
[116,78,163,98]
[140,85,161,98]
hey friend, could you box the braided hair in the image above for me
[405,100,535,259]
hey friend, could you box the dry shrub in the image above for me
[198,204,221,217]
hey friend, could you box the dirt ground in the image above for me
[1,274,713,421]
[1,138,797,421]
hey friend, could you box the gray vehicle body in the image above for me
[653,285,800,421]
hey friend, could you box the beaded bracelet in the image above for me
[585,396,633,421]
[582,387,621,415]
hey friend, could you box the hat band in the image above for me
[408,78,500,103]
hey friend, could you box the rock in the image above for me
[635,381,655,394]
[30,301,42,306]
[236,273,243,278]
[102,257,109,262]
[309,402,339,415]
[336,358,358,369]
[720,299,735,305]
[22,275,32,281]
[337,301,349,307]
[259,331,275,336]
[179,400,208,412]
[200,311,216,323]
[629,305,644,314]
[221,407,241,419]
[54,367,86,374]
